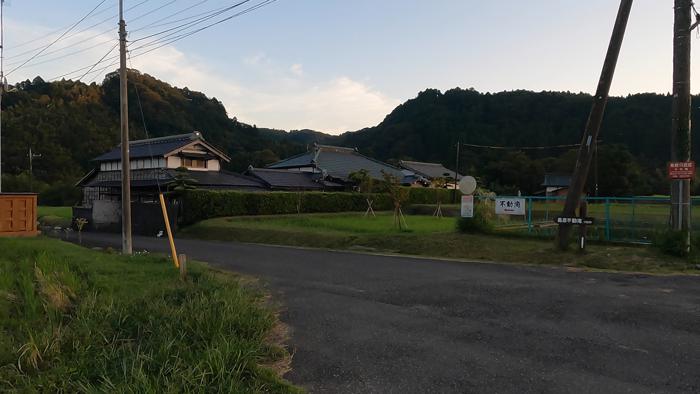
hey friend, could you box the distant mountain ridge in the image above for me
[0,71,690,199]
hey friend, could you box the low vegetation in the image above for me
[180,212,699,274]
[0,237,300,393]
[37,206,72,228]
[181,188,453,224]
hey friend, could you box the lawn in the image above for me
[180,212,699,274]
[0,237,300,393]
[37,206,72,228]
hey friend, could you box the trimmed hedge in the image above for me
[180,188,454,224]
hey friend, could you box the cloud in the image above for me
[127,49,399,133]
[4,19,399,134]
[290,63,303,76]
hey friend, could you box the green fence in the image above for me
[475,196,697,244]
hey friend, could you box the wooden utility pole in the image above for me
[670,0,692,252]
[119,0,133,254]
[557,0,633,249]
[0,0,4,193]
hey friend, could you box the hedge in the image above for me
[180,188,454,224]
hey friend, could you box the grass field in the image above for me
[37,206,72,228]
[0,237,300,393]
[180,212,699,274]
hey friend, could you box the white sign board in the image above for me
[495,197,526,215]
[460,195,474,218]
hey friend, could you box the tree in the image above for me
[382,171,409,230]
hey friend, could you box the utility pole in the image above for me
[670,0,693,252]
[557,0,633,249]
[0,0,4,193]
[28,147,40,192]
[119,0,133,255]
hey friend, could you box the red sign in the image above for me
[668,161,696,180]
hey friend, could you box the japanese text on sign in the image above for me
[555,217,595,225]
[668,161,695,180]
[495,198,526,215]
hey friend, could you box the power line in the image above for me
[8,0,115,50]
[130,0,252,44]
[4,0,150,65]
[459,141,601,150]
[130,0,276,54]
[130,0,210,33]
[76,42,119,81]
[6,0,108,76]
[48,0,278,82]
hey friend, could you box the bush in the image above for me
[652,230,692,257]
[456,202,494,233]
[180,187,454,225]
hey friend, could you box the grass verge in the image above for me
[37,206,72,228]
[180,213,699,275]
[0,237,300,393]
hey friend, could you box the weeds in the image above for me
[0,237,300,393]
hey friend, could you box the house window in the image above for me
[183,157,206,169]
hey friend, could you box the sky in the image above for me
[1,0,697,134]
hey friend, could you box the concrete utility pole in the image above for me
[670,0,692,252]
[557,0,633,250]
[119,0,133,255]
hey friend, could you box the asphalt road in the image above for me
[70,231,700,393]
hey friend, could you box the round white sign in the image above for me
[458,176,477,195]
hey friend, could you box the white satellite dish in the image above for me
[458,176,477,195]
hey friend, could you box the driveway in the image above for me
[71,232,700,393]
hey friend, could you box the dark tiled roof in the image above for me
[542,174,571,187]
[246,167,327,190]
[171,170,265,189]
[267,144,404,181]
[399,160,461,180]
[93,132,230,162]
[82,168,265,190]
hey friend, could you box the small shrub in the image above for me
[456,203,494,233]
[652,230,692,257]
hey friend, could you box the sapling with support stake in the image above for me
[382,171,409,230]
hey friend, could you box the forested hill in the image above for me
[0,72,691,201]
[0,71,308,200]
[336,88,686,195]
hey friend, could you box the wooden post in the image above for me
[557,0,633,249]
[119,0,133,255]
[178,253,187,280]
[159,193,180,268]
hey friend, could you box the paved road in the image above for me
[71,232,700,393]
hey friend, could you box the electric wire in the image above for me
[49,0,278,82]
[4,0,149,64]
[8,0,115,50]
[76,42,119,82]
[129,0,251,44]
[460,141,600,150]
[130,0,210,33]
[6,0,108,76]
